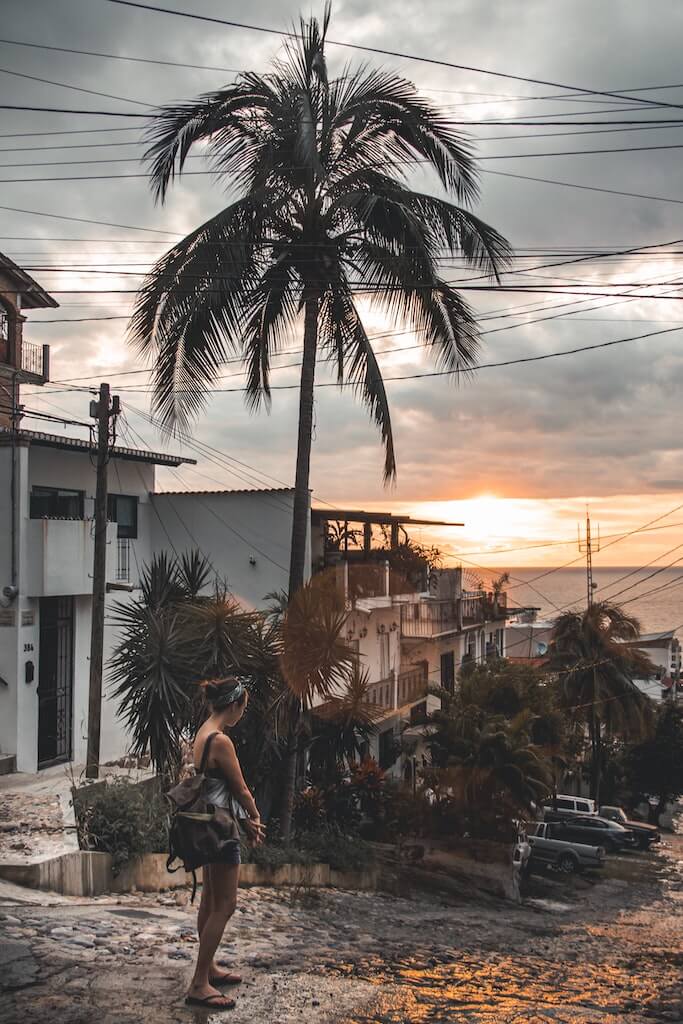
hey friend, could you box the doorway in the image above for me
[38,597,74,768]
[440,650,455,694]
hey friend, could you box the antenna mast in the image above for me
[578,508,601,608]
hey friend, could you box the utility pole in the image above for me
[578,509,600,608]
[85,383,118,779]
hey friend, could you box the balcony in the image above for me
[0,342,50,384]
[25,518,117,597]
[401,598,460,638]
[22,342,49,381]
[365,662,429,712]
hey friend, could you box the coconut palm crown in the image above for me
[131,6,511,595]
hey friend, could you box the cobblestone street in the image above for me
[0,837,681,1024]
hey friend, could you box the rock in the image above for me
[50,927,74,938]
[1,915,21,926]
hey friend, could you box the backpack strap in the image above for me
[197,730,221,775]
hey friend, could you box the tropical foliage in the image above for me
[131,5,510,599]
[548,602,654,802]
[109,550,355,815]
[625,701,683,821]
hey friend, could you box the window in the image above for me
[555,798,573,810]
[108,494,138,539]
[30,486,84,520]
[0,311,8,341]
[576,800,591,812]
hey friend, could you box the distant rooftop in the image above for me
[311,507,464,527]
[0,427,196,467]
[0,252,59,309]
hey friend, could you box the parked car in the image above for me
[528,822,605,874]
[544,814,638,852]
[542,794,597,818]
[599,806,661,849]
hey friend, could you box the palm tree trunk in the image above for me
[280,292,318,841]
[288,292,318,598]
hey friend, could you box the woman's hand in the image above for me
[244,817,266,847]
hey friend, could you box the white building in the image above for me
[311,508,509,779]
[0,427,195,773]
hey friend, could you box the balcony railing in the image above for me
[397,662,429,705]
[116,537,131,582]
[21,341,49,380]
[401,598,460,638]
[365,663,429,712]
[365,676,394,710]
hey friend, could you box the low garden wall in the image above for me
[0,851,379,898]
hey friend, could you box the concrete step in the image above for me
[0,754,16,776]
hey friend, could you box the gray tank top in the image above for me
[196,731,246,821]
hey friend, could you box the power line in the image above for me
[103,0,683,114]
[0,65,150,107]
[483,168,683,207]
[0,203,179,235]
[6,140,683,170]
[0,36,242,74]
[0,104,149,117]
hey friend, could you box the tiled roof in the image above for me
[157,487,294,495]
[0,427,196,466]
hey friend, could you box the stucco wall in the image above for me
[151,488,300,610]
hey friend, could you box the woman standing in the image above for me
[186,676,264,1010]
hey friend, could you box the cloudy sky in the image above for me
[3,0,683,568]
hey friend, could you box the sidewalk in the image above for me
[0,765,152,866]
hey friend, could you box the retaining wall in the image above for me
[0,851,379,898]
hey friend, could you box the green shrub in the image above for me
[74,777,168,875]
[241,829,374,873]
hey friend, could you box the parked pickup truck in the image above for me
[599,806,661,849]
[528,822,606,874]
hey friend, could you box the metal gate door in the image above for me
[38,597,74,768]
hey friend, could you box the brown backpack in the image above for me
[166,731,241,898]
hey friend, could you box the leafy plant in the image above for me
[74,778,168,875]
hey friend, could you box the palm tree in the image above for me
[307,662,383,783]
[131,5,511,599]
[548,601,654,803]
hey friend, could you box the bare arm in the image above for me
[213,734,260,821]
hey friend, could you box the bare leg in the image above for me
[188,863,239,1002]
[197,866,212,939]
[198,866,241,984]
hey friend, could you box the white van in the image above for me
[543,794,597,817]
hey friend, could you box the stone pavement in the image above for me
[0,838,681,1023]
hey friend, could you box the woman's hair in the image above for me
[199,675,248,711]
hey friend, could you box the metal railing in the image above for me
[116,537,131,582]
[21,341,48,379]
[401,598,460,637]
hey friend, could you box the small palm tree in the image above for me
[307,662,383,782]
[131,6,510,599]
[548,601,654,803]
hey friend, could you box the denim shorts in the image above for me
[219,841,241,867]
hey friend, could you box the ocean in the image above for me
[494,567,683,635]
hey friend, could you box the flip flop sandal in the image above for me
[185,993,236,1009]
[210,973,242,987]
